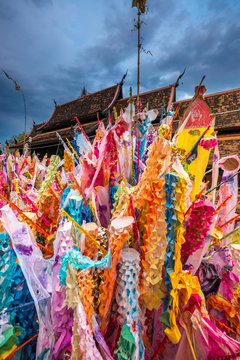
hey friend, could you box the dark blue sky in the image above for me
[0,0,239,145]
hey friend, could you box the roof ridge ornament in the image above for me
[121,71,128,84]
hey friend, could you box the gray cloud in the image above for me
[138,0,240,98]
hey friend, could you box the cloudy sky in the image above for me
[0,0,239,145]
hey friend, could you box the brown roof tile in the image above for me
[115,84,174,117]
[11,84,240,153]
[40,83,122,132]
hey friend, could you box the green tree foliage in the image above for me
[8,131,28,146]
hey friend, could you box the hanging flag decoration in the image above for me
[177,85,215,198]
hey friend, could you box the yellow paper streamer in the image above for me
[164,176,203,344]
[66,137,82,165]
[61,209,107,255]
[177,127,214,199]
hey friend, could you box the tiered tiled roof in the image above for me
[41,82,123,132]
[11,82,124,152]
[11,82,240,161]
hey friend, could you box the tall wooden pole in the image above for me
[137,8,141,113]
[20,89,27,149]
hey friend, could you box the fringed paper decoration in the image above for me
[163,177,203,344]
[67,192,93,227]
[135,138,141,184]
[65,138,81,166]
[99,216,134,332]
[64,150,74,173]
[115,248,144,360]
[163,173,178,311]
[199,137,218,150]
[39,155,60,195]
[111,180,129,215]
[92,268,104,312]
[114,325,136,360]
[61,209,107,255]
[28,155,37,177]
[109,179,119,210]
[60,190,94,249]
[109,133,118,183]
[167,176,187,304]
[91,227,109,312]
[140,179,167,311]
[81,222,98,259]
[65,264,81,360]
[111,137,171,312]
[206,258,240,331]
[165,269,202,344]
[35,191,59,238]
[141,124,157,165]
[75,301,103,360]
[77,269,94,330]
[65,263,103,360]
[0,233,18,311]
[181,199,215,264]
[137,113,152,159]
[132,137,171,208]
[59,246,111,287]
[51,222,74,360]
[133,111,152,185]
[158,124,170,139]
[0,170,7,207]
[7,153,12,186]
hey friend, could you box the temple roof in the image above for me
[28,121,99,151]
[39,82,123,133]
[115,84,175,116]
[11,81,124,149]
[10,84,240,156]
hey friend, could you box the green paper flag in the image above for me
[115,325,136,360]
